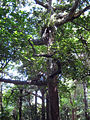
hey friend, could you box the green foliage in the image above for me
[0,0,90,119]
[59,80,86,120]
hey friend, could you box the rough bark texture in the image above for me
[48,77,60,120]
[46,29,60,120]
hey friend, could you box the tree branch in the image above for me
[85,0,89,4]
[34,0,48,9]
[24,91,42,99]
[28,38,36,53]
[55,0,80,26]
[0,78,47,86]
[73,5,90,19]
[53,4,72,12]
[31,37,48,45]
[55,4,90,27]
[72,21,90,31]
[68,0,80,18]
[34,53,55,58]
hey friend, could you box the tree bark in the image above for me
[46,93,49,120]
[45,17,60,119]
[48,77,60,120]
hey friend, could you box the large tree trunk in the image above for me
[48,77,60,120]
[83,82,89,120]
[46,20,60,119]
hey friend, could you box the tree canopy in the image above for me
[0,0,90,120]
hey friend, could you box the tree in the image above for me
[83,81,89,120]
[0,0,90,120]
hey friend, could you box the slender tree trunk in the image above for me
[70,96,75,120]
[46,93,49,120]
[72,109,75,120]
[71,109,77,120]
[13,108,18,120]
[0,83,3,112]
[0,83,3,119]
[28,97,31,120]
[83,82,89,120]
[48,77,60,120]
[66,108,70,120]
[70,84,78,120]
[19,89,23,120]
[41,89,45,120]
[35,90,38,120]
